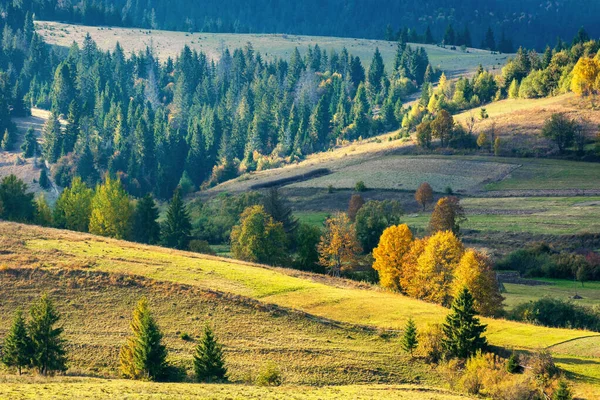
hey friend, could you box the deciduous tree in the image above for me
[355,200,404,253]
[347,194,365,221]
[415,182,434,211]
[53,177,93,232]
[542,113,578,154]
[89,176,133,239]
[318,212,362,276]
[429,196,466,235]
[372,224,413,290]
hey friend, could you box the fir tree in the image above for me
[401,318,418,356]
[62,100,80,155]
[161,188,192,250]
[506,352,520,373]
[424,25,435,44]
[442,287,487,359]
[367,48,385,94]
[193,325,228,382]
[1,129,12,151]
[42,113,63,163]
[553,380,573,400]
[28,294,68,376]
[39,168,50,189]
[482,27,496,51]
[1,310,32,375]
[132,193,161,244]
[21,128,38,158]
[119,297,168,381]
[261,188,299,238]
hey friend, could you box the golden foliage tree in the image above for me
[89,176,133,239]
[372,224,414,290]
[398,237,427,292]
[318,212,362,276]
[429,196,466,235]
[410,231,464,306]
[571,57,600,96]
[476,132,488,149]
[415,182,434,211]
[452,250,504,317]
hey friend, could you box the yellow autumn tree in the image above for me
[410,231,464,306]
[452,249,504,317]
[372,224,414,290]
[398,237,427,293]
[318,212,362,277]
[89,176,133,239]
[571,57,600,96]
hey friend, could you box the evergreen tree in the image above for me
[39,168,50,189]
[161,188,192,250]
[424,26,435,44]
[42,112,63,163]
[119,298,168,381]
[28,294,68,376]
[62,100,80,155]
[261,188,299,238]
[442,287,487,359]
[21,128,38,158]
[0,175,35,222]
[401,318,418,356]
[443,25,455,46]
[553,380,573,400]
[1,129,12,150]
[482,27,496,51]
[132,193,161,244]
[367,48,385,94]
[193,325,228,382]
[1,310,32,375]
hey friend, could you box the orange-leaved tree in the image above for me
[452,249,504,317]
[372,224,414,290]
[415,182,434,211]
[429,196,466,235]
[318,212,362,277]
[347,194,365,221]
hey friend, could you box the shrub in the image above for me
[255,362,282,386]
[354,181,367,192]
[180,332,193,341]
[417,323,444,363]
[188,240,216,255]
[509,298,600,331]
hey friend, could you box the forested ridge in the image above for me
[4,0,600,50]
[1,2,437,199]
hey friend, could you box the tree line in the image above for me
[4,0,596,50]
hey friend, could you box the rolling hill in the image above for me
[36,21,511,78]
[0,222,599,398]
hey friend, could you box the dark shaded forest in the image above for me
[4,0,600,50]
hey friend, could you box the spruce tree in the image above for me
[2,310,32,375]
[132,194,161,245]
[161,188,192,250]
[401,318,418,356]
[1,129,12,151]
[28,294,68,375]
[193,325,227,382]
[119,297,168,381]
[442,288,487,359]
[553,380,572,400]
[39,168,50,189]
[261,188,299,238]
[21,128,38,158]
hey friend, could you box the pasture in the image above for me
[36,21,511,77]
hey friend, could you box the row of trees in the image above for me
[1,294,67,376]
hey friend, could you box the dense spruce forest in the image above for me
[5,0,600,50]
[1,2,436,200]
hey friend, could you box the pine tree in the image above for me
[261,188,299,238]
[401,318,418,356]
[21,128,38,158]
[39,168,50,189]
[2,310,32,375]
[553,380,572,400]
[28,294,68,376]
[161,188,192,250]
[442,288,487,359]
[119,297,168,381]
[132,194,161,244]
[193,325,228,382]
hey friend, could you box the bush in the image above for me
[255,362,282,386]
[354,181,367,192]
[509,298,600,331]
[180,332,193,341]
[417,323,444,363]
[188,240,216,255]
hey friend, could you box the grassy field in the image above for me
[0,377,472,400]
[36,21,510,77]
[503,279,600,310]
[1,222,599,399]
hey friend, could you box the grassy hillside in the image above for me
[36,21,511,77]
[0,222,599,398]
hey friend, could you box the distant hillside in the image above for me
[9,0,600,49]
